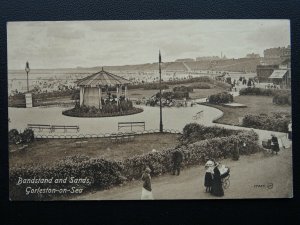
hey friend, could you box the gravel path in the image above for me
[74,145,292,200]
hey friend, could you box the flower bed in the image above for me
[63,106,143,118]
[9,127,262,200]
[62,100,143,117]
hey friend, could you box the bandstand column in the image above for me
[80,86,84,106]
[98,87,102,109]
[116,85,120,106]
[125,85,128,100]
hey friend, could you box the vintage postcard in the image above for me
[7,20,292,200]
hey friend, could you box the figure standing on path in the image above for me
[211,163,230,197]
[288,122,292,140]
[141,167,154,200]
[204,160,215,193]
[172,150,183,176]
[271,134,280,155]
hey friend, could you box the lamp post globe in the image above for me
[25,61,30,92]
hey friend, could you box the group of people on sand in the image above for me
[140,149,230,199]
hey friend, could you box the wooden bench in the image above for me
[27,124,52,132]
[51,125,79,133]
[118,122,145,131]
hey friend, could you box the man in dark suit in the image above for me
[172,150,183,176]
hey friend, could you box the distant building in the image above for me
[195,56,220,61]
[264,45,291,59]
[257,58,291,88]
[256,65,279,82]
[246,53,260,59]
[175,58,195,62]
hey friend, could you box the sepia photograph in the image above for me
[7,20,293,200]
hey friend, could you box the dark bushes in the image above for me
[128,83,169,90]
[156,91,189,100]
[208,92,233,104]
[180,123,240,145]
[273,93,291,105]
[173,86,194,93]
[239,87,275,96]
[242,113,290,132]
[191,83,211,89]
[9,128,34,144]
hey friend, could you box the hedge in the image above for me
[9,128,261,200]
[180,123,240,144]
[273,93,291,105]
[191,83,211,89]
[208,92,233,104]
[173,86,194,93]
[242,113,290,132]
[128,83,169,90]
[239,87,290,97]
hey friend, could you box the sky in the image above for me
[7,20,290,70]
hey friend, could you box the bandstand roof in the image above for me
[76,68,131,87]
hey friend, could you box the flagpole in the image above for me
[159,50,163,132]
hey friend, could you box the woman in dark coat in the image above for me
[271,134,280,155]
[211,164,230,197]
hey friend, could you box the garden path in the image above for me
[74,144,292,200]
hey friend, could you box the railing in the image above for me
[28,124,79,133]
[118,121,145,131]
[34,129,182,139]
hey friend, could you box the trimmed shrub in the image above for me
[180,123,240,145]
[128,83,169,90]
[191,83,211,89]
[9,129,21,144]
[156,91,189,100]
[208,92,233,104]
[239,87,290,97]
[9,128,34,144]
[173,86,194,93]
[273,92,291,105]
[21,129,34,143]
[242,113,290,132]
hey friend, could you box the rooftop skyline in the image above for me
[7,20,290,70]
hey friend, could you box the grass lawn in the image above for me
[9,133,180,167]
[203,95,291,126]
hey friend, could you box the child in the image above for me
[204,160,215,193]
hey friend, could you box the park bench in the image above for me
[51,125,79,133]
[27,124,52,132]
[75,140,88,147]
[110,132,135,143]
[118,122,145,131]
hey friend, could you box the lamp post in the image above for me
[25,61,30,92]
[159,50,163,132]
